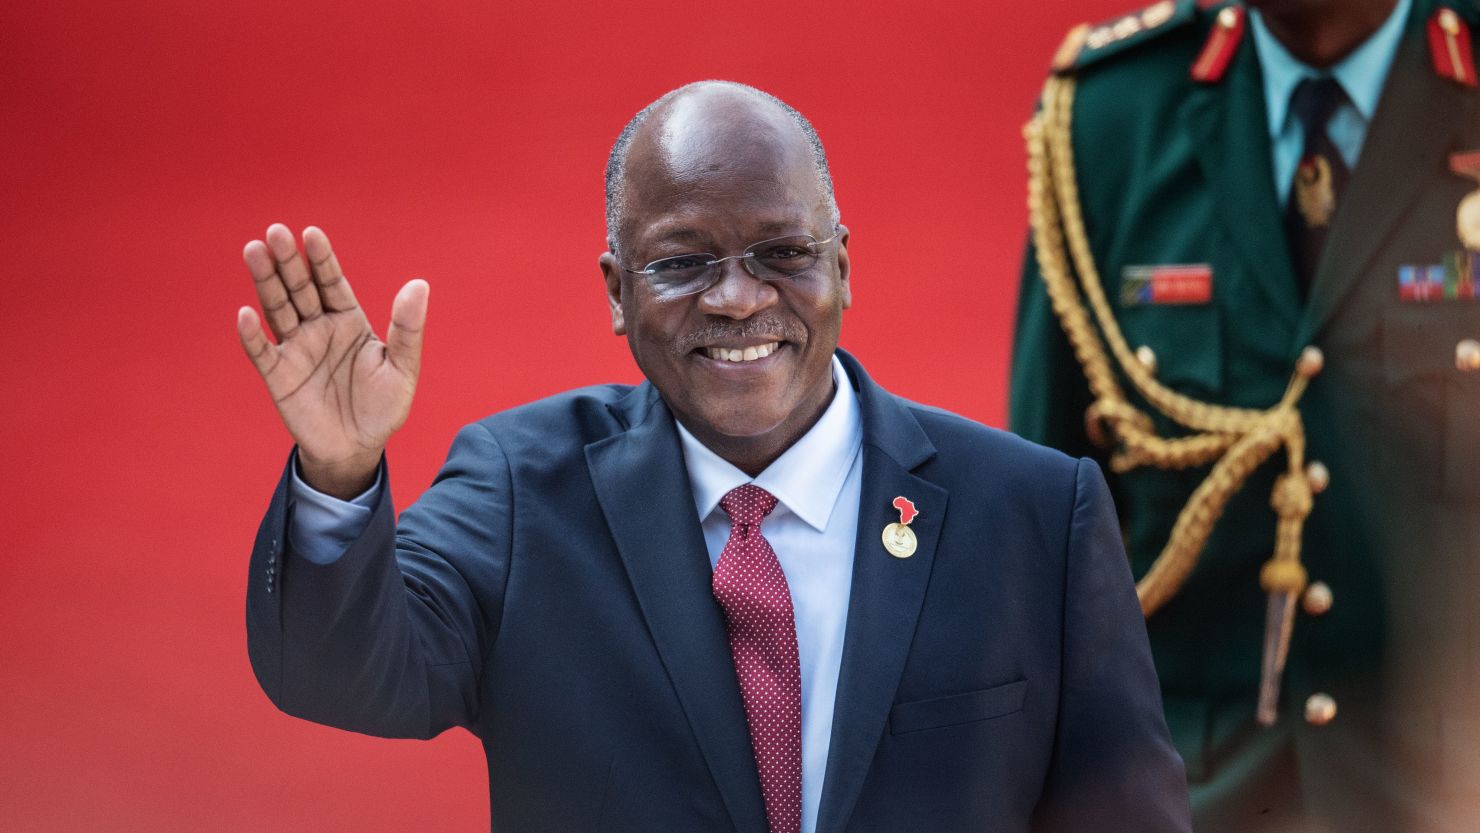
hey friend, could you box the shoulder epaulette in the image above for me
[1051,0,1199,75]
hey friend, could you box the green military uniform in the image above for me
[1010,1,1480,831]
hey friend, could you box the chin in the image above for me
[687,402,794,441]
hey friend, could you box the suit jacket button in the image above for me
[1305,692,1337,726]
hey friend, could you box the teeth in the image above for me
[705,342,779,363]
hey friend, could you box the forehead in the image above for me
[620,90,826,246]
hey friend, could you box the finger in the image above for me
[265,223,324,322]
[301,226,360,313]
[385,279,429,377]
[236,305,280,380]
[243,238,299,341]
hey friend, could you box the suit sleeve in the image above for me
[1009,239,1098,461]
[1030,458,1191,833]
[245,422,513,740]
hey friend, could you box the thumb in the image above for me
[386,278,429,376]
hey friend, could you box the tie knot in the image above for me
[1289,76,1348,134]
[719,484,778,529]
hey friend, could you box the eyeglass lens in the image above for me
[642,235,826,296]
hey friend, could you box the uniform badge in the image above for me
[1191,5,1246,84]
[1399,151,1480,301]
[1429,7,1477,87]
[1121,264,1213,306]
[1452,150,1480,249]
[882,496,918,559]
[1294,155,1337,228]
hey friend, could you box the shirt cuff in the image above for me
[287,452,382,565]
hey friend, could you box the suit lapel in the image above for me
[585,385,768,833]
[1299,7,1476,345]
[1182,37,1304,329]
[815,353,948,833]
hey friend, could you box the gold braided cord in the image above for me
[1026,75,1313,616]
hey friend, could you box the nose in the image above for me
[696,256,779,319]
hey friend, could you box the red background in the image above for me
[2,1,1129,830]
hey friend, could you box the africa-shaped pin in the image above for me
[882,496,919,558]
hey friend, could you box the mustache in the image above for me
[676,315,805,353]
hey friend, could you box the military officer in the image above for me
[1011,0,1480,831]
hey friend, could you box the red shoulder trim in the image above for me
[1429,7,1477,87]
[1190,6,1246,84]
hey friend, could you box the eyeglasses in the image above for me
[621,230,840,299]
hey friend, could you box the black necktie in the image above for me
[1283,76,1351,296]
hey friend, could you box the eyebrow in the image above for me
[652,227,708,245]
[648,220,810,247]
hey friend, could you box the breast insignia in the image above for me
[1397,150,1480,302]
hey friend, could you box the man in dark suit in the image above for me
[1011,1,1480,831]
[236,80,1190,833]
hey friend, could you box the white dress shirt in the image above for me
[287,355,864,833]
[674,355,862,833]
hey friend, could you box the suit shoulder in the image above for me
[472,383,637,455]
[1051,0,1207,76]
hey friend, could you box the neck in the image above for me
[683,378,836,477]
[1257,0,1399,68]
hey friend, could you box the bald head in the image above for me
[604,81,839,256]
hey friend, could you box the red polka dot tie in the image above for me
[713,484,802,833]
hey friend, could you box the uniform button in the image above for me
[1302,581,1333,616]
[1440,7,1462,35]
[1456,339,1480,373]
[1305,692,1337,726]
[1305,461,1330,493]
[1297,346,1324,379]
[1135,345,1158,375]
[1218,6,1239,27]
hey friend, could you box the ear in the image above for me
[598,248,627,336]
[835,224,852,310]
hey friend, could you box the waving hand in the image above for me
[236,224,428,498]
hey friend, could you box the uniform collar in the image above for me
[1250,0,1411,136]
[677,354,863,533]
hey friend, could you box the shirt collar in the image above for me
[676,354,863,532]
[1250,0,1411,137]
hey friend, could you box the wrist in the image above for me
[297,449,382,500]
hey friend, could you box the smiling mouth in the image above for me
[700,341,782,363]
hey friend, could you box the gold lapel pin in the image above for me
[882,496,919,559]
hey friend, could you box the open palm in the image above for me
[236,224,428,498]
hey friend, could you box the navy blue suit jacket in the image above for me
[246,351,1190,832]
